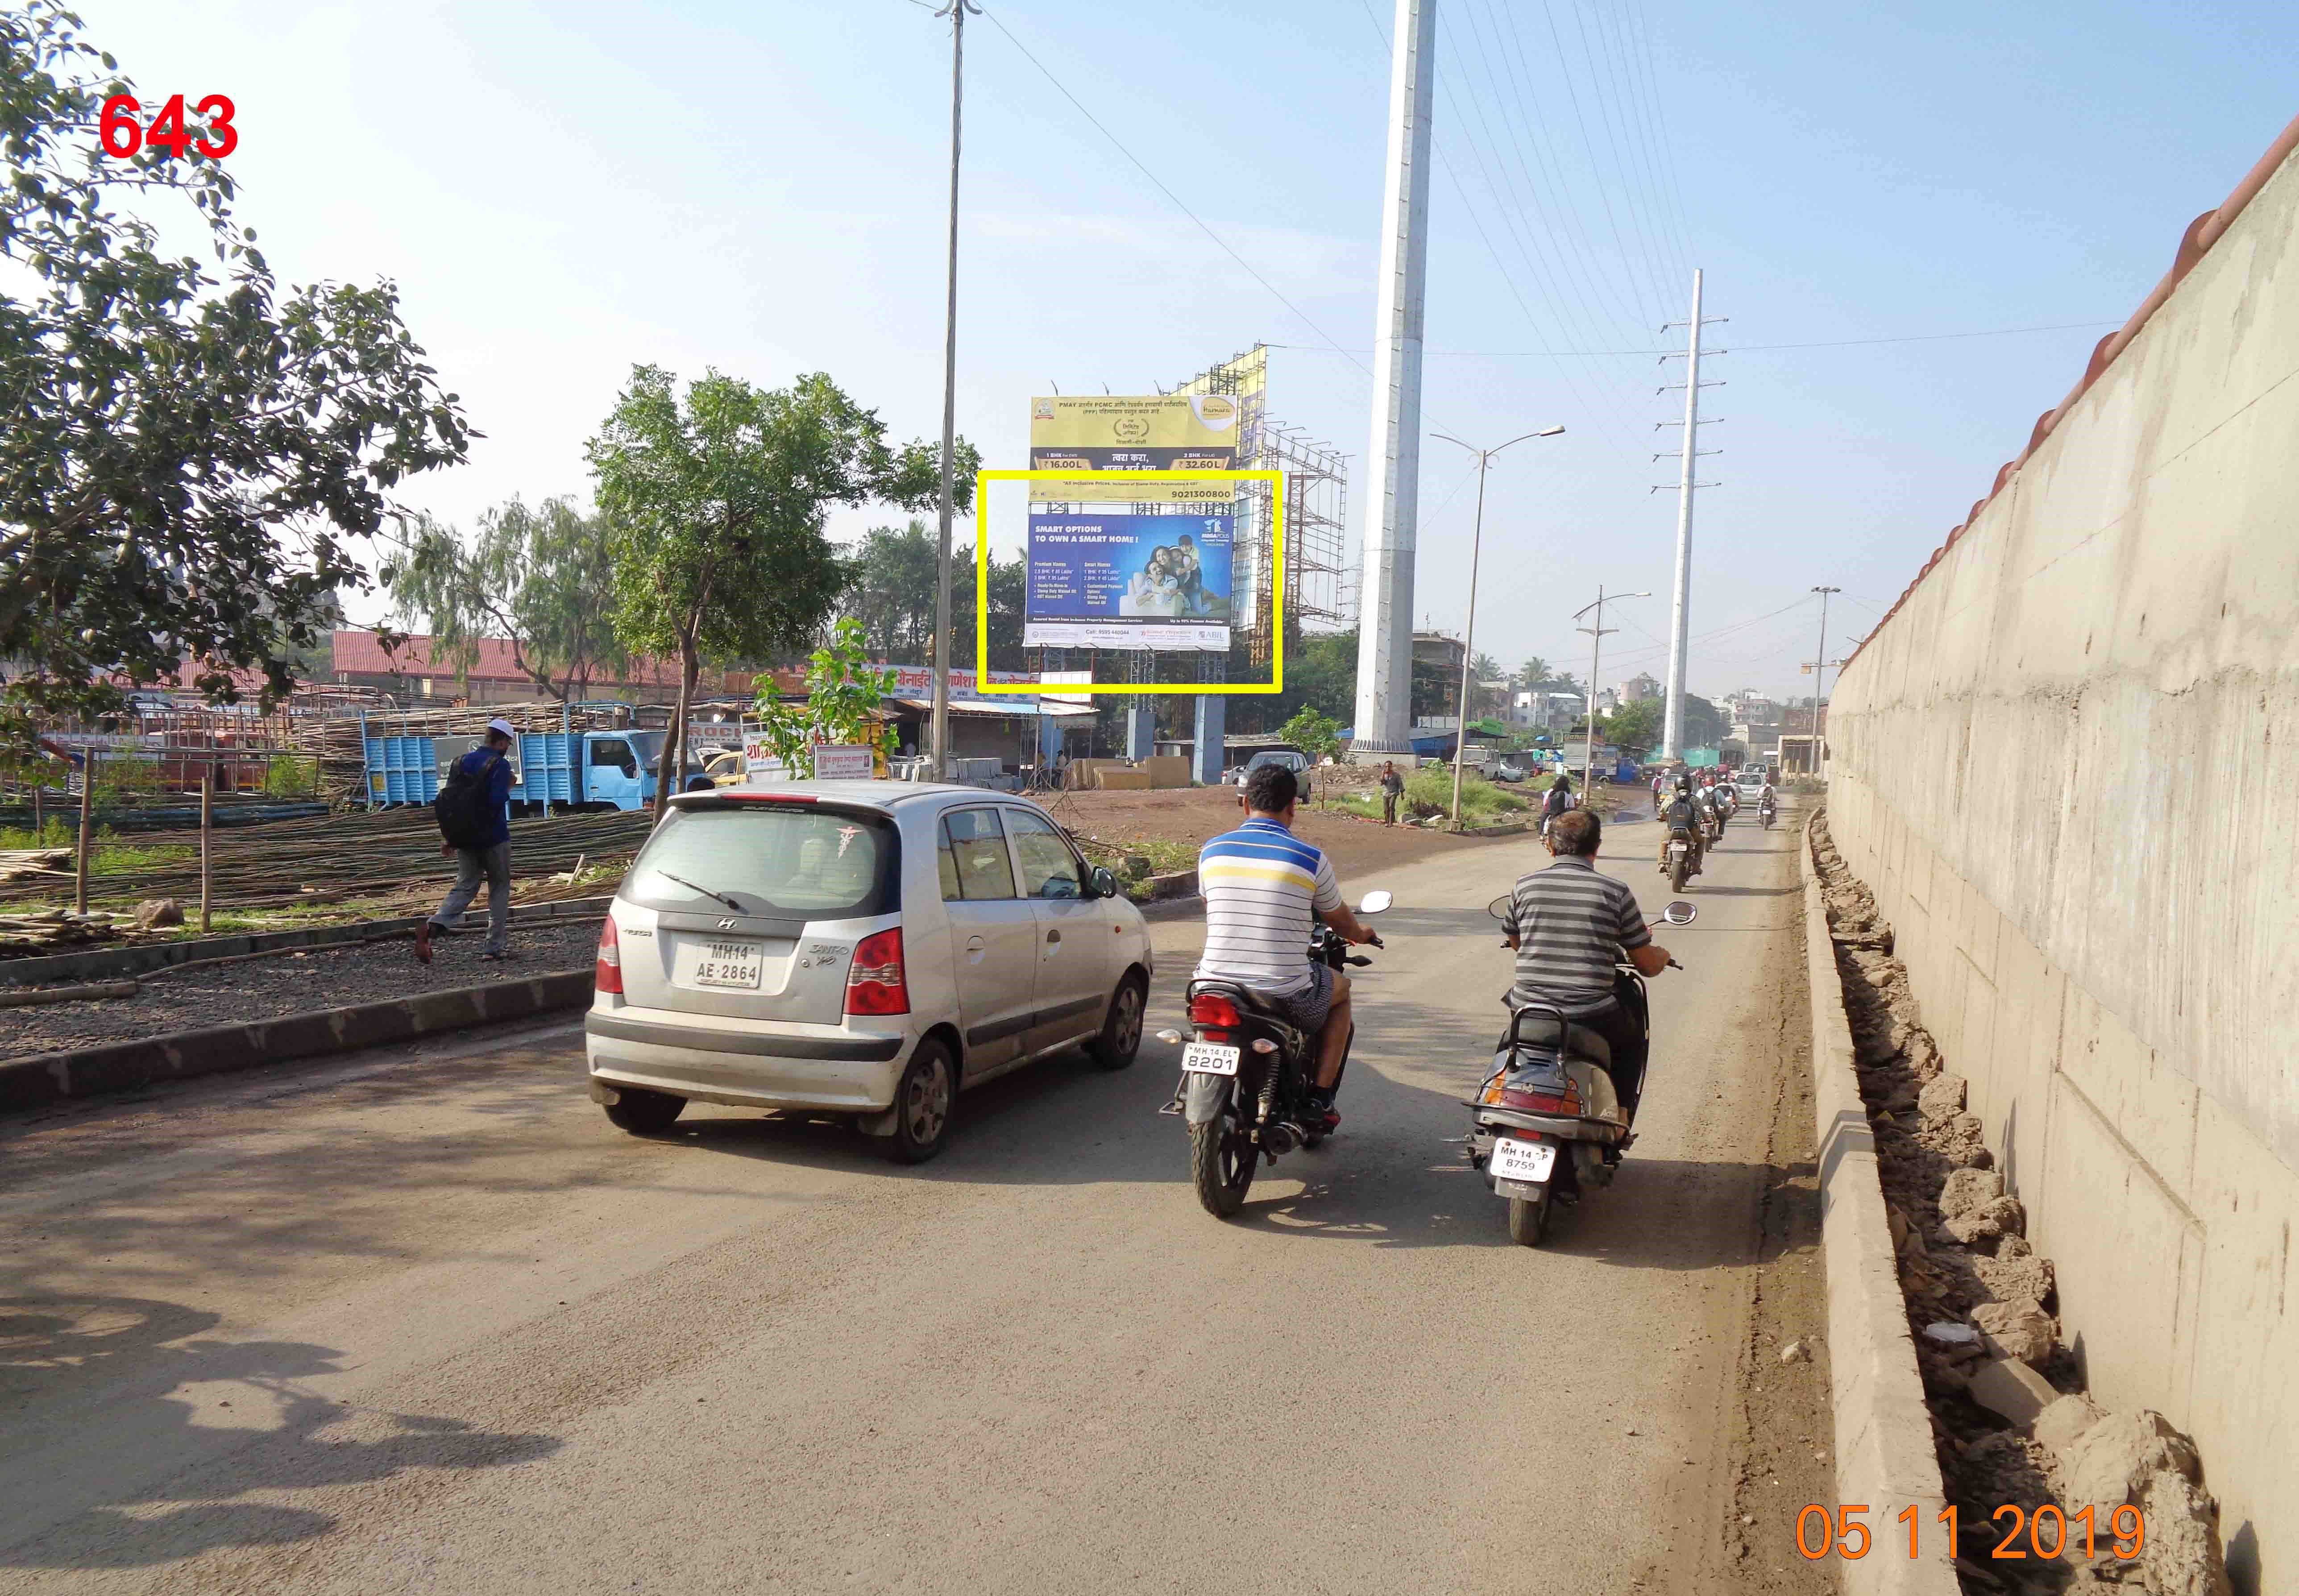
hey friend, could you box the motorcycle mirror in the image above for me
[1661,900,1697,925]
[1486,894,1510,920]
[1357,889,1393,915]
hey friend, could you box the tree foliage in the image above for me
[0,1,471,749]
[1278,705,1342,763]
[843,519,941,661]
[381,497,628,701]
[588,365,966,814]
[750,617,897,778]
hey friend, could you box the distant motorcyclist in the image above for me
[1657,775,1706,874]
[1540,772,1574,838]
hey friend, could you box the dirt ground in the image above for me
[1042,781,1558,881]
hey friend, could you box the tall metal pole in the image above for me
[1352,0,1438,758]
[1810,585,1838,764]
[1448,455,1489,829]
[929,0,978,781]
[1661,269,1702,761]
[75,750,93,915]
[1575,588,1647,794]
[1434,426,1563,827]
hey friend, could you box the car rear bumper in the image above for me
[584,1009,910,1111]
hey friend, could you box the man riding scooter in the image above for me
[1656,775,1708,877]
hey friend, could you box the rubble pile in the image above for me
[1809,811,2231,1596]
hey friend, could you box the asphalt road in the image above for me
[0,801,1826,1595]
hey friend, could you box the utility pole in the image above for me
[1657,269,1726,760]
[1809,585,1839,769]
[1432,426,1564,827]
[928,0,980,781]
[1575,587,1649,793]
[1352,0,1438,760]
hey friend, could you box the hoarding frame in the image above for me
[972,468,1284,695]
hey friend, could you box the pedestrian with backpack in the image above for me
[415,718,518,964]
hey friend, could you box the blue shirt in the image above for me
[455,746,514,847]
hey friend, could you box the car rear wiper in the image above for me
[651,869,743,913]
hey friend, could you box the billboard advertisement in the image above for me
[1029,394,1239,472]
[1023,512,1233,651]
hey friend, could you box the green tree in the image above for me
[586,365,967,816]
[1681,693,1727,750]
[843,519,941,661]
[382,497,629,701]
[751,617,898,777]
[1606,696,1664,752]
[947,543,1025,672]
[1278,705,1342,763]
[0,2,471,753]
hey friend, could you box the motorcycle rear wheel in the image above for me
[1670,856,1689,893]
[1507,1186,1553,1247]
[1190,1099,1257,1217]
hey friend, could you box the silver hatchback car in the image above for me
[584,781,1153,1162]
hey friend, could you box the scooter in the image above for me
[1760,793,1777,830]
[1466,899,1694,1246]
[1159,891,1392,1218]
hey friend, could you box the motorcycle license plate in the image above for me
[1181,1041,1240,1076]
[1490,1136,1556,1182]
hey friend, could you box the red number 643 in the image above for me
[99,93,237,160]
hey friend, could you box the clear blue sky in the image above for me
[81,0,2296,700]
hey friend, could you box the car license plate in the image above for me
[1181,1041,1240,1076]
[1490,1136,1556,1182]
[684,939,764,991]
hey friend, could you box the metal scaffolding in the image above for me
[1170,344,1352,666]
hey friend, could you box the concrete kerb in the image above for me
[1801,813,1961,1596]
[0,969,594,1114]
[0,896,616,989]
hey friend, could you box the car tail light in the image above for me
[846,928,909,1016]
[594,918,623,995]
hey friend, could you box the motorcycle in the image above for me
[1760,793,1777,830]
[1467,899,1695,1246]
[1159,891,1393,1217]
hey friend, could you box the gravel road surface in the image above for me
[0,806,1833,1595]
[0,918,600,1059]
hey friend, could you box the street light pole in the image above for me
[1432,426,1565,829]
[1574,587,1650,794]
[1810,585,1839,771]
[928,0,980,781]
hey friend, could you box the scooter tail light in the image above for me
[594,917,624,995]
[845,928,909,1016]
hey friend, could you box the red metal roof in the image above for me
[328,631,761,694]
[1847,111,2299,671]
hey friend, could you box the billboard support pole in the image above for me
[929,0,980,781]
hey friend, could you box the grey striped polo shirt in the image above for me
[1500,856,1651,1013]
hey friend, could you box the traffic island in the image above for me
[0,968,593,1112]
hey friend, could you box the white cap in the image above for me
[487,717,517,740]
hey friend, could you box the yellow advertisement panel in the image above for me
[1029,394,1240,472]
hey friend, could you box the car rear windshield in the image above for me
[623,803,899,920]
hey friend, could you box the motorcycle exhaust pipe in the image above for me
[1264,1121,1300,1156]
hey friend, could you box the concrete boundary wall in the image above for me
[1826,138,2299,1593]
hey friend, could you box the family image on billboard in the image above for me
[1023,512,1233,650]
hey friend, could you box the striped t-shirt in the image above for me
[1194,817,1341,997]
[1501,856,1651,1013]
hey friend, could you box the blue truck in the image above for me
[361,728,713,813]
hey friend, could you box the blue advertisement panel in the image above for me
[1024,513,1233,650]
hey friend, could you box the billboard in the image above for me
[1023,512,1234,651]
[1029,394,1239,472]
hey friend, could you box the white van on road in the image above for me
[585,782,1153,1163]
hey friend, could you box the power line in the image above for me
[1265,318,2125,357]
[972,7,1371,380]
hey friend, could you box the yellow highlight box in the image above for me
[973,468,1284,696]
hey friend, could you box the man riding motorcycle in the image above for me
[1502,808,1673,1133]
[1656,775,1708,875]
[1195,763,1378,1131]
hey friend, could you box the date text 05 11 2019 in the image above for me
[1794,1503,2144,1563]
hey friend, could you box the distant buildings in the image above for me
[1615,672,1660,704]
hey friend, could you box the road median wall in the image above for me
[1825,127,2299,1593]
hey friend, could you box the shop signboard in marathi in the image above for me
[810,745,877,781]
[1024,511,1233,651]
[1029,394,1239,472]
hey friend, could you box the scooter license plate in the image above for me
[1181,1041,1241,1076]
[1490,1136,1556,1182]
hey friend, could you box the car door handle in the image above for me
[966,936,985,952]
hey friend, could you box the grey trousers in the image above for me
[430,842,510,953]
